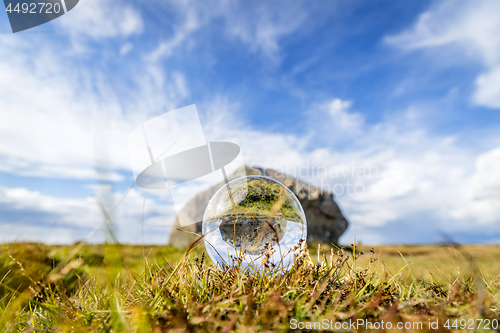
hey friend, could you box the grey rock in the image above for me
[168,166,349,248]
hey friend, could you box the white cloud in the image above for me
[57,0,143,39]
[327,99,363,132]
[450,147,500,223]
[2,187,94,219]
[385,0,500,109]
[0,26,189,180]
[0,185,175,244]
[474,66,500,108]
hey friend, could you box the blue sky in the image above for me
[1,0,500,245]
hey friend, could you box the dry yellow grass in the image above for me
[310,244,500,285]
[1,242,499,332]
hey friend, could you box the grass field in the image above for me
[1,241,499,332]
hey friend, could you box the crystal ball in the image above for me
[202,175,307,271]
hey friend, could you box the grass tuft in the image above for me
[0,242,499,331]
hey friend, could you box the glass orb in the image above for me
[202,175,307,271]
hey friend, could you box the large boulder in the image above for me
[168,166,348,248]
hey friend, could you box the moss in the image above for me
[208,176,303,223]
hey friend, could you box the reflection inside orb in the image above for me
[218,217,287,255]
[202,175,307,271]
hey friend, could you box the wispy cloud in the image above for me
[145,0,312,64]
[57,0,143,40]
[385,0,500,108]
[0,22,188,180]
